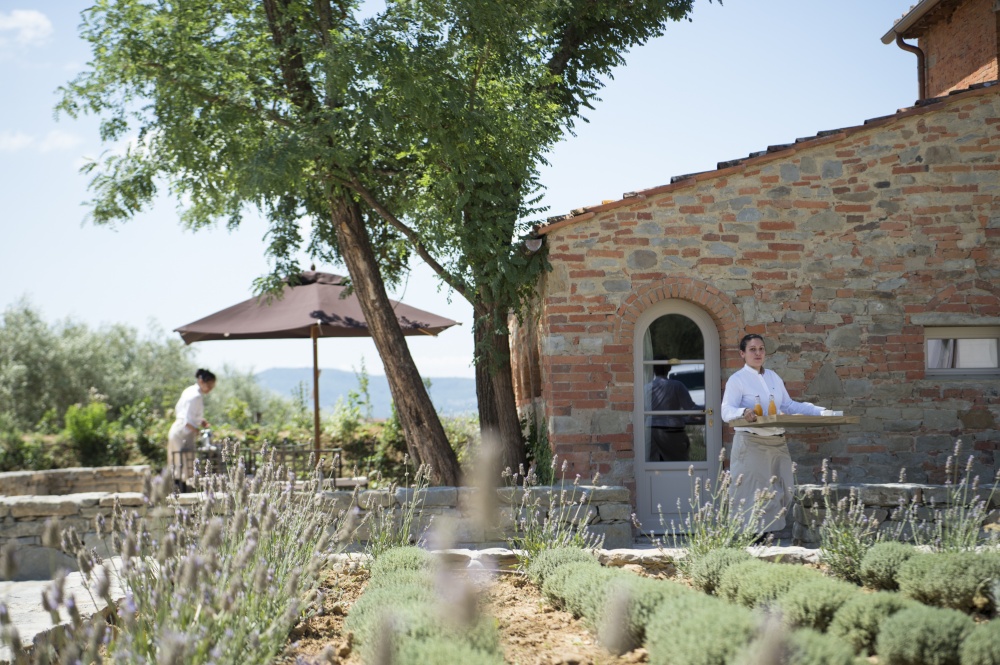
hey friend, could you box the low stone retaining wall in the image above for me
[0,466,150,497]
[0,482,633,579]
[791,482,1000,547]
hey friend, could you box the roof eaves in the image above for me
[881,0,944,44]
[537,80,998,237]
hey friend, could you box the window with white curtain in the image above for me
[925,327,1000,376]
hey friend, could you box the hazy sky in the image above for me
[1,1,919,379]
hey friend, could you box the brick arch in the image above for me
[922,279,1000,318]
[613,276,744,357]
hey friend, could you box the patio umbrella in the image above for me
[174,270,459,454]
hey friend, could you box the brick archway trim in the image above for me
[614,277,744,355]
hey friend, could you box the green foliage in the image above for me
[368,546,437,580]
[522,410,553,485]
[526,547,600,586]
[660,451,782,574]
[896,551,1000,614]
[598,574,692,654]
[346,546,501,664]
[961,621,1000,665]
[505,461,605,568]
[0,416,54,471]
[828,591,920,656]
[716,559,823,608]
[810,461,883,584]
[646,593,758,665]
[4,445,342,664]
[63,395,131,467]
[361,464,431,560]
[859,541,918,591]
[0,300,194,431]
[774,577,860,633]
[540,561,617,621]
[782,629,858,665]
[685,547,754,595]
[891,440,1000,552]
[875,605,975,665]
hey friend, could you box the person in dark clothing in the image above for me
[645,361,701,461]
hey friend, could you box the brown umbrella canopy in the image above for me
[175,271,458,342]
[174,271,459,452]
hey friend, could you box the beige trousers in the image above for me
[730,431,793,532]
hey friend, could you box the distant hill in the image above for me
[255,367,478,419]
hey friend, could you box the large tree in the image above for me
[60,0,701,480]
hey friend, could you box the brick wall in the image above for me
[514,86,1000,490]
[920,0,999,97]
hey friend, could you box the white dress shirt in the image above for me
[721,365,823,436]
[173,383,205,431]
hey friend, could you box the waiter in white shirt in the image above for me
[167,368,216,488]
[721,334,824,536]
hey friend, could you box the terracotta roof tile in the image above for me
[538,79,998,236]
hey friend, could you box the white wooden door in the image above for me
[632,301,722,533]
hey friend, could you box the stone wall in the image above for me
[516,83,1000,490]
[791,482,1000,547]
[0,484,634,580]
[0,466,150,497]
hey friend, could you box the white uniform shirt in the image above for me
[173,383,205,431]
[721,365,823,436]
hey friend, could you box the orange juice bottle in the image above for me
[768,394,777,416]
[753,396,763,417]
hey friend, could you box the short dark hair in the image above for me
[739,334,765,352]
[195,368,216,383]
[652,356,672,377]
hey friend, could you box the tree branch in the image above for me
[263,0,321,112]
[346,176,485,316]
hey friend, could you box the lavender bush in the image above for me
[1,442,346,664]
[505,458,605,568]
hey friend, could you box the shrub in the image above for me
[0,416,54,471]
[717,559,821,608]
[875,605,975,665]
[597,573,693,654]
[828,591,918,656]
[811,461,883,584]
[739,626,857,665]
[686,547,754,594]
[646,593,757,665]
[859,541,918,591]
[63,397,131,467]
[784,628,859,665]
[368,546,437,580]
[505,459,605,568]
[393,637,505,665]
[541,561,617,622]
[774,577,860,632]
[526,546,600,586]
[896,551,1000,614]
[961,621,1000,665]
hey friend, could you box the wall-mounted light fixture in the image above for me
[524,236,543,253]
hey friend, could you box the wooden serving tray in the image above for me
[729,414,860,428]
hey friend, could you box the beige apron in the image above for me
[730,431,793,532]
[167,419,197,482]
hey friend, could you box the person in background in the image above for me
[167,368,216,490]
[645,359,701,462]
[721,334,824,538]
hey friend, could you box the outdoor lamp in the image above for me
[524,236,543,253]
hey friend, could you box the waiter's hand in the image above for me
[200,419,210,428]
[743,408,756,423]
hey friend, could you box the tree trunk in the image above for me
[474,306,526,476]
[330,196,461,486]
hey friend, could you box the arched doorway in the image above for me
[632,300,722,532]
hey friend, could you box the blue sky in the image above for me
[1,0,918,379]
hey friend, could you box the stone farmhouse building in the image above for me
[510,0,1000,529]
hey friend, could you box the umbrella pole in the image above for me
[312,324,321,457]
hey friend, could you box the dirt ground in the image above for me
[279,564,649,665]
